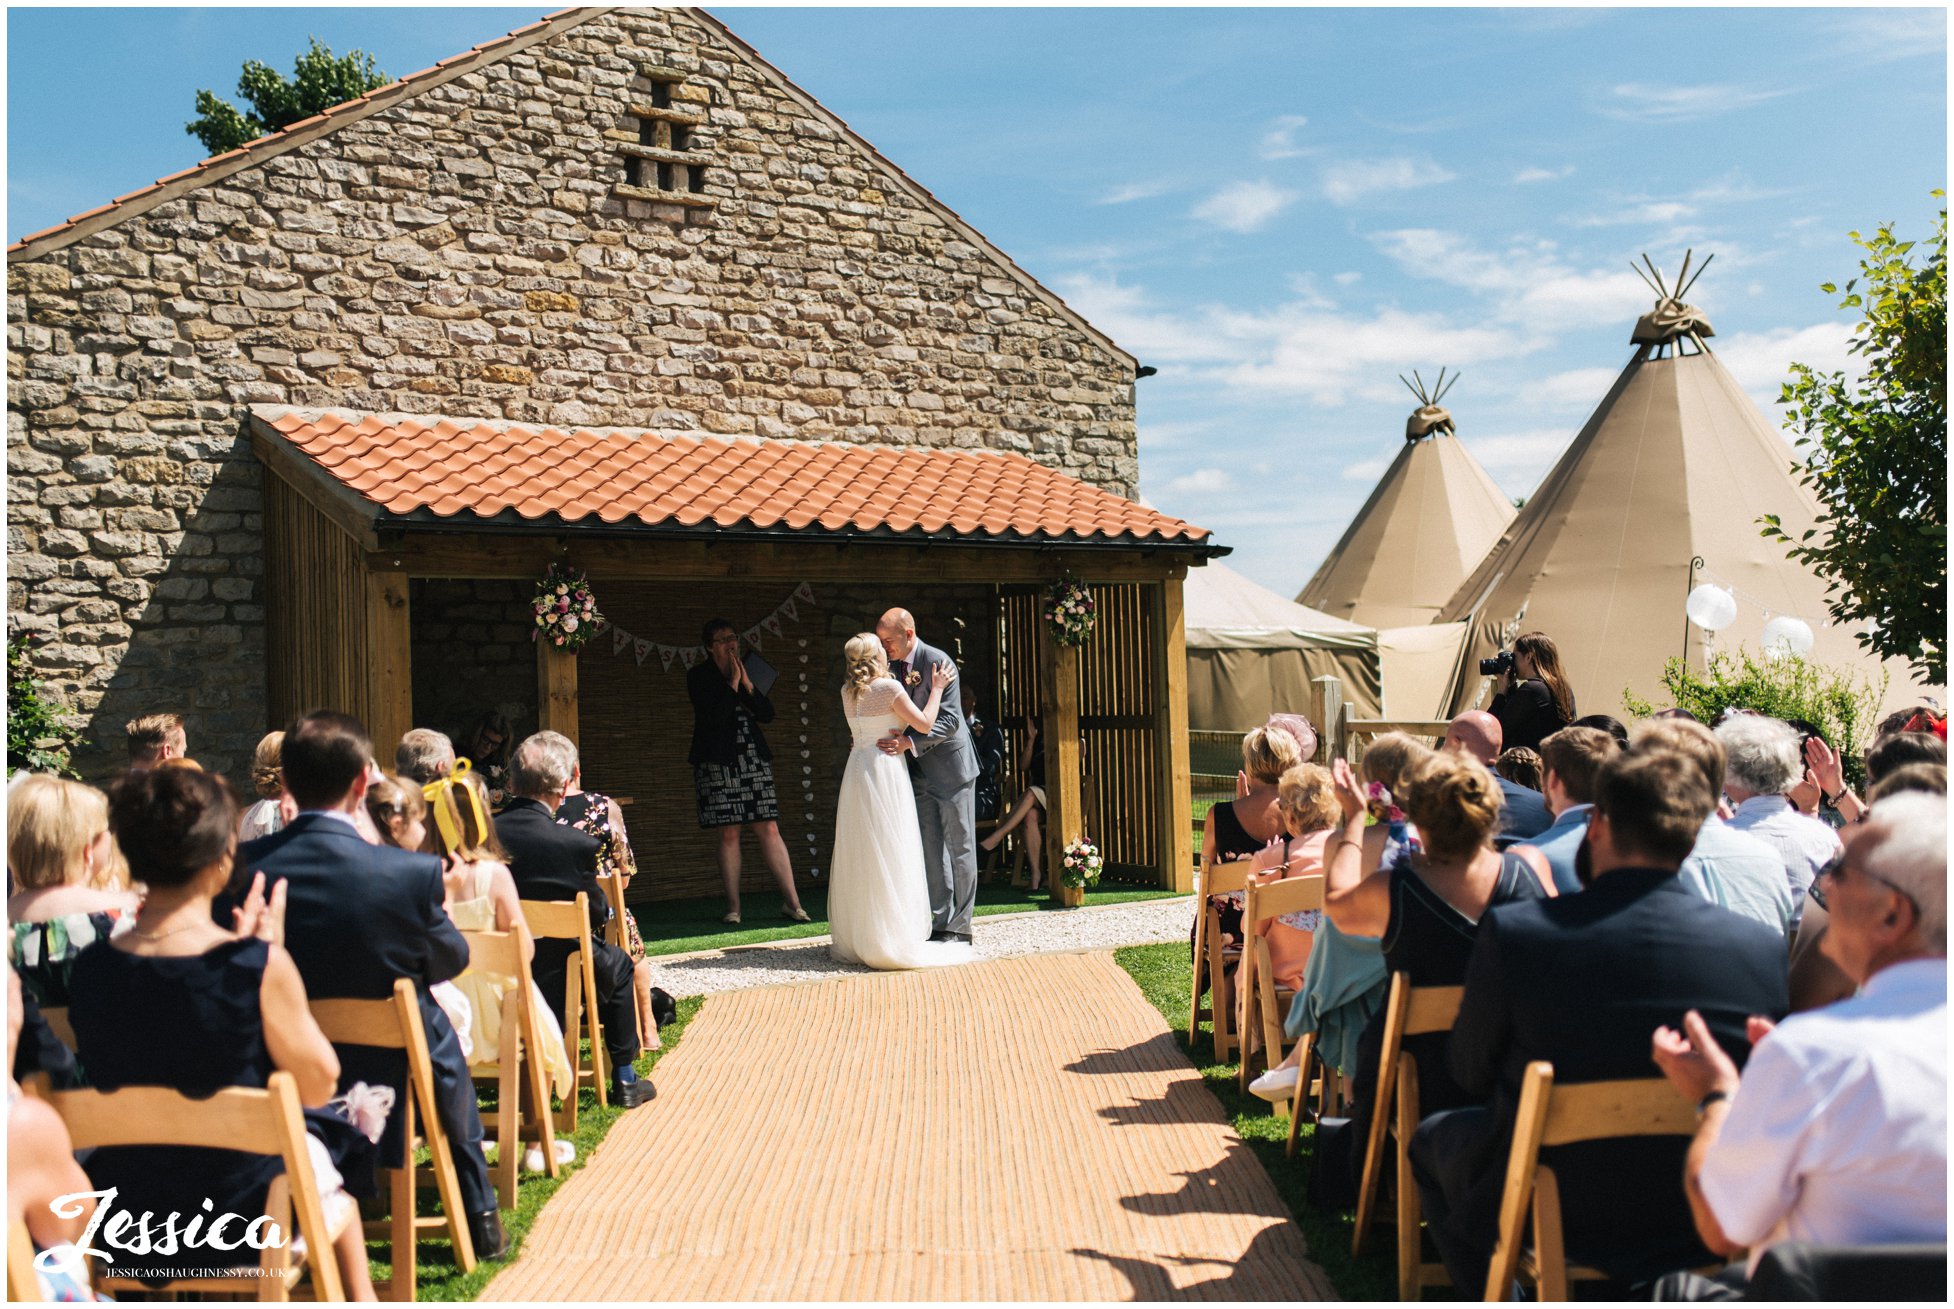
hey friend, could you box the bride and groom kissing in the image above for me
[827,608,983,971]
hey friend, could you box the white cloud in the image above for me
[1259,114,1310,160]
[1162,467,1236,497]
[1321,156,1457,206]
[1514,165,1574,184]
[1516,366,1622,411]
[1819,9,1947,62]
[1370,228,1652,331]
[1096,180,1172,206]
[1341,456,1390,482]
[1191,180,1298,234]
[1461,427,1571,496]
[1333,271,1363,286]
[1714,322,1862,413]
[1599,82,1789,124]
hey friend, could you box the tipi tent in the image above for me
[1185,560,1380,730]
[1298,370,1516,628]
[1436,253,1902,716]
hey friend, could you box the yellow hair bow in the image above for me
[423,758,488,854]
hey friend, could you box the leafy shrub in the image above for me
[1623,648,1888,788]
[7,630,81,778]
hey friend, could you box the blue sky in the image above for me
[9,7,1947,598]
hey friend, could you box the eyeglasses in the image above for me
[1812,851,1915,913]
[710,636,740,649]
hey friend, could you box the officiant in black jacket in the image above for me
[686,618,809,925]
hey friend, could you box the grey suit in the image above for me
[892,638,979,937]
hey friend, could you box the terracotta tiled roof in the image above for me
[249,406,1213,548]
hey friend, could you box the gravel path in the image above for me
[646,896,1194,999]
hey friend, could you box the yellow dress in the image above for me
[450,863,574,1100]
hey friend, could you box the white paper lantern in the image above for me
[1685,584,1738,632]
[1761,616,1815,659]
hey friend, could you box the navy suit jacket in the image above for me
[228,813,470,1162]
[1448,868,1788,1284]
[1493,775,1553,847]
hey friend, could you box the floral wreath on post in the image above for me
[1043,574,1096,648]
[1060,837,1103,890]
[532,562,602,650]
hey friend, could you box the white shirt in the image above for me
[1727,794,1841,926]
[1698,957,1947,1272]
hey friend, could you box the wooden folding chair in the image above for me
[1346,975,1465,1298]
[48,1071,353,1301]
[309,977,476,1299]
[520,894,610,1127]
[1187,857,1253,1063]
[1282,1029,1356,1157]
[1237,872,1325,1091]
[459,926,561,1211]
[8,1220,43,1301]
[595,872,629,950]
[36,1005,74,1051]
[1483,1062,1703,1301]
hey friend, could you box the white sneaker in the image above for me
[1249,1065,1301,1103]
[523,1139,577,1173]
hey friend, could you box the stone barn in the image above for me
[7,7,1215,900]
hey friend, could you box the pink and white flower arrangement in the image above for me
[1043,575,1096,648]
[1060,837,1103,890]
[532,562,602,651]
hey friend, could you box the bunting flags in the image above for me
[586,583,819,673]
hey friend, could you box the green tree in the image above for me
[1764,198,1947,684]
[186,37,390,156]
[7,630,81,778]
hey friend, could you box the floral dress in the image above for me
[557,791,645,961]
[10,910,130,1007]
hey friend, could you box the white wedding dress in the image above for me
[828,677,974,971]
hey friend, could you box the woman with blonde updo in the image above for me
[1193,725,1303,991]
[8,776,138,1006]
[238,730,289,843]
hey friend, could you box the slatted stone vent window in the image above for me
[612,62,714,213]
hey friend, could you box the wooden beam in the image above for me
[1042,621,1084,905]
[368,533,1192,584]
[1152,577,1194,894]
[537,643,579,748]
[1310,675,1346,762]
[364,571,413,757]
[251,429,381,549]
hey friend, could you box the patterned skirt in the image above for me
[694,712,780,828]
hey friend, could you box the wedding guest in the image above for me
[558,764,661,1051]
[1245,762,1340,992]
[1718,715,1841,930]
[231,711,507,1260]
[965,687,1007,824]
[395,728,457,786]
[1572,713,1631,748]
[1867,761,1946,802]
[1514,726,1619,893]
[1489,631,1577,754]
[238,730,290,843]
[366,776,478,1059]
[978,717,1047,889]
[1192,725,1302,1006]
[1442,711,1553,844]
[1637,719,1795,934]
[1650,794,1945,1298]
[1806,729,1946,826]
[687,619,808,925]
[464,712,514,808]
[7,776,138,1006]
[1494,747,1543,792]
[125,711,186,769]
[496,731,651,1109]
[75,766,377,1296]
[7,967,101,1300]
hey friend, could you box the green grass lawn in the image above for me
[1113,941,1400,1302]
[640,881,1187,957]
[371,993,706,1301]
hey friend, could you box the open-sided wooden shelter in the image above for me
[252,405,1222,899]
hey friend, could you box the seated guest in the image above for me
[230,711,507,1259]
[1250,732,1430,1105]
[75,767,377,1297]
[1515,726,1618,894]
[1718,715,1841,931]
[1187,725,1302,1015]
[365,777,476,1059]
[1650,794,1946,1298]
[465,712,514,808]
[1410,746,1788,1295]
[1867,761,1946,802]
[1244,762,1341,995]
[395,728,457,787]
[1637,719,1796,935]
[238,730,290,842]
[1442,710,1552,845]
[558,762,661,1052]
[125,711,186,770]
[978,717,1047,889]
[494,731,651,1108]
[7,968,100,1300]
[7,776,138,1006]
[964,687,1007,825]
[1494,747,1543,793]
[1572,713,1630,748]
[1806,729,1946,826]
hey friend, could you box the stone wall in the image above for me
[6,7,1136,781]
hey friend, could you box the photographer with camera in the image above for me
[1485,631,1577,755]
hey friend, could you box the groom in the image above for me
[875,607,980,943]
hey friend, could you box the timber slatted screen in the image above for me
[995,583,1164,883]
[263,474,370,728]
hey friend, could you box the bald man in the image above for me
[1443,710,1553,847]
[874,608,981,942]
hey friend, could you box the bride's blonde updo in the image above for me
[843,633,888,700]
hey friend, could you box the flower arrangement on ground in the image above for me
[1060,837,1103,891]
[1043,575,1096,647]
[532,562,602,651]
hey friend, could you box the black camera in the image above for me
[1479,650,1515,677]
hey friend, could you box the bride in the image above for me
[829,633,974,970]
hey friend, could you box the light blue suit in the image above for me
[1522,803,1593,895]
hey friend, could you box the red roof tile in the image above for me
[250,406,1210,548]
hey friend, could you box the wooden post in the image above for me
[1041,608,1084,907]
[537,642,579,748]
[364,571,414,756]
[1153,573,1194,893]
[1310,674,1346,762]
